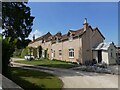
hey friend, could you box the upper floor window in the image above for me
[69,36,73,41]
[56,38,59,43]
[69,48,74,58]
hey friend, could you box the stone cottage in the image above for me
[28,18,116,64]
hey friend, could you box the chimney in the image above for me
[33,34,35,41]
[83,18,89,31]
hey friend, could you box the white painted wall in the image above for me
[102,51,109,64]
[108,44,116,64]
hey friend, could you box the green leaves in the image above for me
[2,37,17,75]
[0,34,2,41]
[2,2,34,45]
[2,2,34,76]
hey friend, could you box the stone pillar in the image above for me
[42,50,45,58]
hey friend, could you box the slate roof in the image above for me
[28,25,105,46]
[93,42,115,50]
[93,27,105,39]
[29,32,52,44]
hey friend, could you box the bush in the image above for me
[13,49,23,58]
[2,37,17,76]
[20,47,29,58]
[85,59,97,66]
[95,63,107,68]
[85,60,92,66]
[92,59,97,65]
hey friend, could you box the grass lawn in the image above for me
[15,59,79,69]
[8,67,63,90]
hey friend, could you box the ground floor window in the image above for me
[69,48,74,58]
[59,50,62,56]
[54,50,55,57]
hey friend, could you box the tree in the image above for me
[2,37,17,75]
[16,39,31,49]
[2,2,34,48]
[2,2,34,76]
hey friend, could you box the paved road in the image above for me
[12,62,118,88]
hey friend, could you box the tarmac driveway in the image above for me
[12,62,118,88]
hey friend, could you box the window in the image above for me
[54,50,55,57]
[69,36,73,41]
[59,50,62,56]
[69,49,74,58]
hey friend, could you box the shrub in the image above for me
[85,60,92,66]
[85,59,97,66]
[2,37,17,76]
[20,47,29,58]
[92,59,97,65]
[13,48,23,58]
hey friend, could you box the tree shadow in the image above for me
[8,67,63,90]
[20,65,110,77]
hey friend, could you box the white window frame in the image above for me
[69,48,74,58]
[69,36,73,41]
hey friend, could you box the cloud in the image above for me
[28,29,43,40]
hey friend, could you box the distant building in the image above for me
[116,46,120,64]
[28,18,117,64]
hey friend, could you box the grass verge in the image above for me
[15,59,79,69]
[8,67,63,90]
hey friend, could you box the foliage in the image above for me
[2,2,34,43]
[20,47,29,58]
[16,39,31,49]
[2,2,34,76]
[8,67,63,90]
[0,34,1,39]
[85,59,97,66]
[2,2,34,48]
[2,37,17,76]
[13,48,23,58]
[13,47,29,58]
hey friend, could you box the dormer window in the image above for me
[39,40,42,43]
[69,35,73,41]
[55,37,59,43]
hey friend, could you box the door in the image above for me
[98,50,102,63]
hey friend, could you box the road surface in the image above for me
[12,62,118,88]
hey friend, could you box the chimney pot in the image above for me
[33,34,35,41]
[83,18,88,31]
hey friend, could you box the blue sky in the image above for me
[27,2,118,45]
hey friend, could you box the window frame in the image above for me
[59,50,62,57]
[69,48,74,58]
[69,36,73,41]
